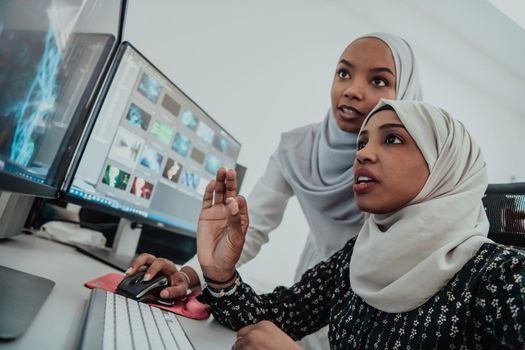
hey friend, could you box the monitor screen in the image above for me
[0,0,121,197]
[68,42,241,236]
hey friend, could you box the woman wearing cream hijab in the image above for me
[196,100,525,349]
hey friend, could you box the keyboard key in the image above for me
[152,307,179,349]
[139,302,165,350]
[165,313,195,350]
[127,298,149,349]
[102,292,115,350]
[114,294,133,349]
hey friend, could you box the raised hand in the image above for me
[197,167,249,285]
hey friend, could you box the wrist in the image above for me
[178,270,191,289]
[204,270,237,289]
[201,267,235,285]
[205,271,241,297]
[180,266,200,288]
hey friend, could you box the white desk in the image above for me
[0,233,236,349]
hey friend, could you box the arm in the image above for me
[474,248,525,349]
[198,243,345,340]
[195,166,340,339]
[238,154,294,266]
[183,154,294,288]
[127,155,294,298]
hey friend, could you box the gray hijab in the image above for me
[274,33,423,228]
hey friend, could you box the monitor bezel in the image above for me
[0,172,57,198]
[60,41,242,237]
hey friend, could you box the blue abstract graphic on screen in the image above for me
[1,28,61,170]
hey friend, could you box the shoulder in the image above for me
[471,243,525,271]
[474,242,525,266]
[469,242,525,288]
[328,237,357,266]
[302,237,357,279]
[282,122,321,138]
[277,122,322,150]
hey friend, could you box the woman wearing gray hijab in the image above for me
[187,32,422,278]
[128,32,423,349]
[196,100,525,349]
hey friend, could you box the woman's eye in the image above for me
[371,77,388,87]
[385,135,402,144]
[337,69,351,79]
[357,140,366,150]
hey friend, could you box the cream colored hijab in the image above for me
[349,99,491,313]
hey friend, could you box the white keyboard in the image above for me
[78,288,194,350]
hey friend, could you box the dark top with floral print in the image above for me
[198,239,525,349]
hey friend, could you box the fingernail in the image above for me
[125,267,132,275]
[143,273,151,281]
[160,290,169,298]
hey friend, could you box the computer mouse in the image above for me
[116,271,175,305]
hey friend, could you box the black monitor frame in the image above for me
[0,172,58,199]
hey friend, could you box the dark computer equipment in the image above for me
[483,182,525,248]
[116,271,176,305]
[64,42,242,270]
[0,2,121,198]
[0,265,55,340]
[0,0,124,340]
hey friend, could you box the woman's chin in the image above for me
[333,114,363,133]
[356,202,394,215]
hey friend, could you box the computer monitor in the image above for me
[0,0,122,198]
[0,0,124,340]
[65,42,241,269]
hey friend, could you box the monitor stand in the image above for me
[0,191,55,340]
[0,192,35,239]
[76,218,141,271]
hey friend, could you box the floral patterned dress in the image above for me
[199,239,525,349]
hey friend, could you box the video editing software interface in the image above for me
[69,43,241,235]
[0,0,118,191]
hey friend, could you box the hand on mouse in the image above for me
[197,168,249,287]
[126,254,193,299]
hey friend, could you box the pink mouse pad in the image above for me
[85,273,210,320]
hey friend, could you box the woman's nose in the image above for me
[356,144,377,164]
[344,79,365,100]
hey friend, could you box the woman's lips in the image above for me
[353,168,378,194]
[338,106,363,120]
[353,181,377,194]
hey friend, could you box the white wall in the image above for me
[124,0,525,288]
